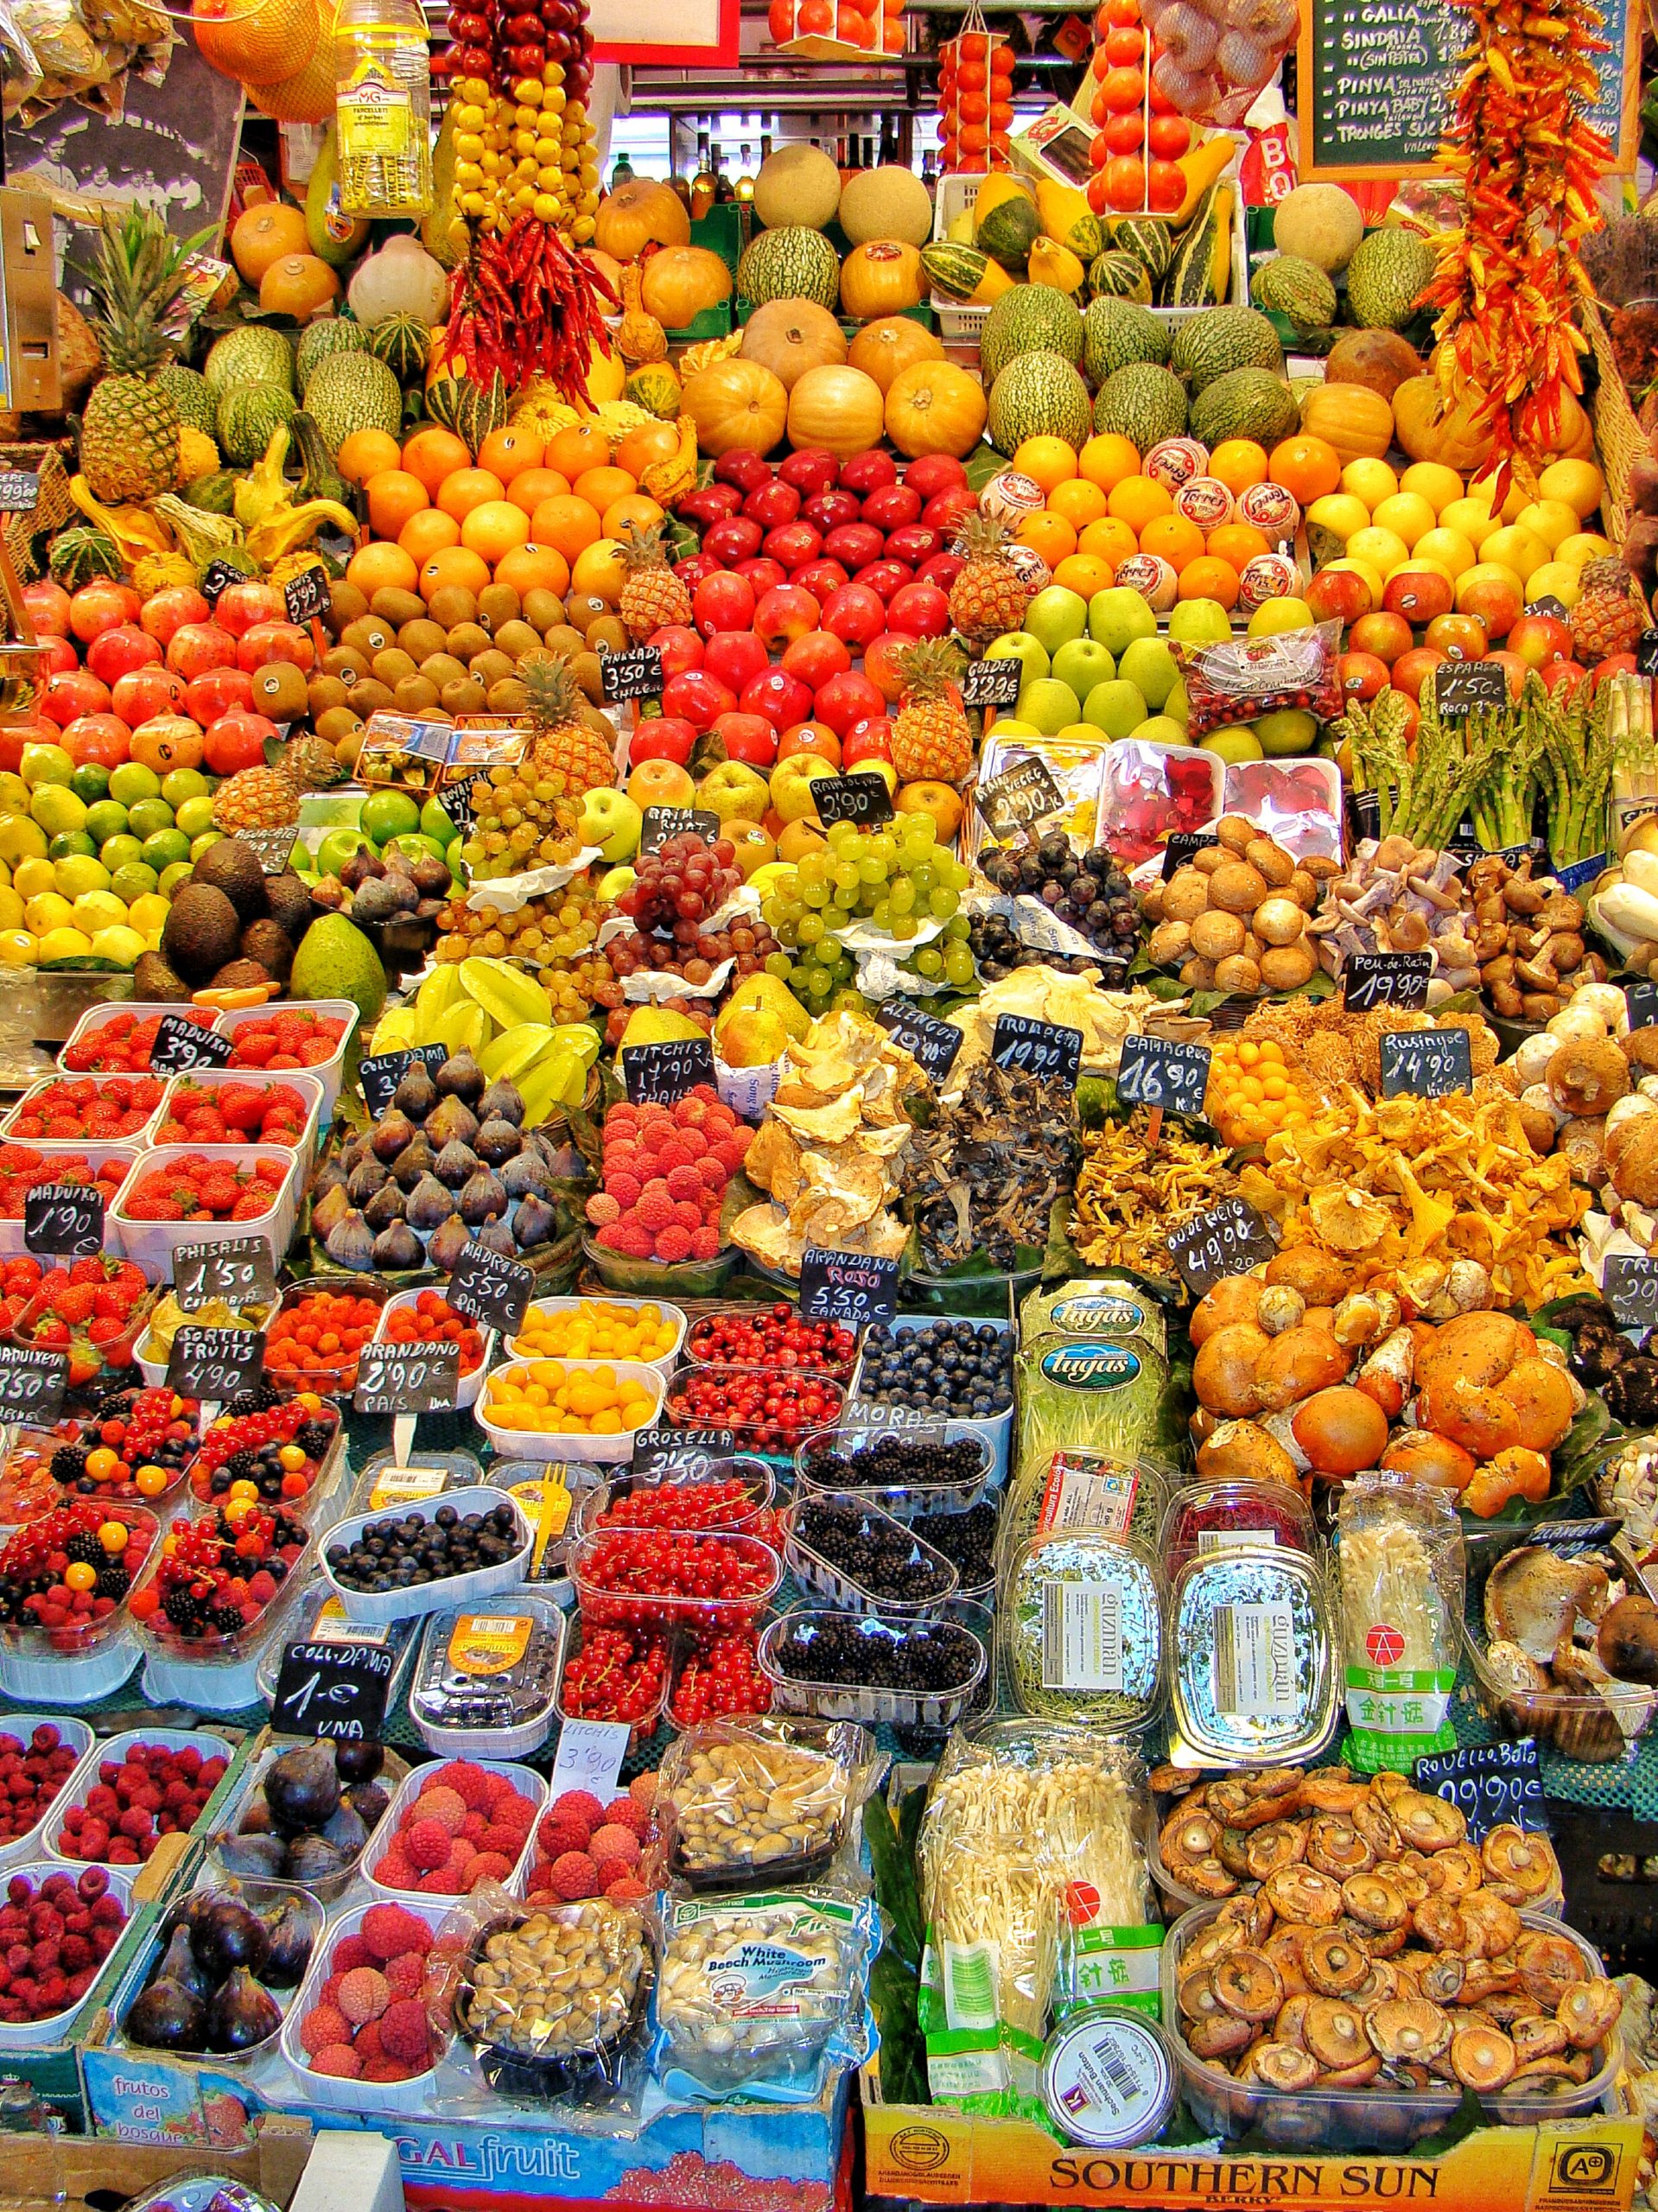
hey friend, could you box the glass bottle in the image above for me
[334,0,433,216]
[690,130,716,218]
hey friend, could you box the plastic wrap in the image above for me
[1143,0,1298,125]
[1172,620,1343,740]
[1337,1474,1463,1772]
[1001,1531,1164,1734]
[658,1715,880,1893]
[454,1891,657,2112]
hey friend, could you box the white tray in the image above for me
[361,1754,546,1904]
[320,1484,533,1624]
[56,1001,225,1074]
[0,1715,94,1873]
[42,1725,234,1866]
[406,1592,567,1759]
[213,998,361,1126]
[0,1077,163,1148]
[110,1141,302,1281]
[0,1626,141,1706]
[373,1284,496,1414]
[279,1895,454,2113]
[0,1860,137,2049]
[845,1313,1015,1482]
[505,1294,688,1381]
[152,1067,326,1179]
[475,1357,666,1465]
[0,1141,141,1261]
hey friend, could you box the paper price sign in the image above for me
[600,645,664,702]
[814,772,893,827]
[1379,1027,1473,1100]
[1342,950,1433,1013]
[0,1346,67,1425]
[23,1185,105,1260]
[174,1236,276,1314]
[962,658,1023,709]
[799,1246,899,1327]
[283,567,332,626]
[446,1240,535,1337]
[239,825,302,875]
[360,1043,448,1119]
[168,1326,265,1402]
[631,1423,737,1476]
[640,806,719,855]
[271,1640,394,1743]
[1414,1740,1550,1840]
[991,1012,1083,1087]
[1162,830,1218,882]
[622,1034,715,1106]
[875,1001,962,1084]
[1115,1033,1210,1118]
[353,1340,461,1415]
[149,1015,232,1073]
[976,758,1064,837]
[1167,1197,1277,1297]
[1602,1254,1658,1332]
[548,1718,631,1802]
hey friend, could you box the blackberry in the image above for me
[64,1531,103,1567]
[223,1451,260,1483]
[295,1421,334,1461]
[207,1603,245,1635]
[162,1586,206,1631]
[94,1567,129,1600]
[226,1388,282,1418]
[49,1446,88,1486]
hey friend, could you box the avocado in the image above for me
[210,959,277,993]
[240,918,295,982]
[264,872,317,943]
[162,881,243,987]
[132,949,193,1002]
[190,837,268,923]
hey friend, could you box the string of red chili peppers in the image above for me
[445,219,619,407]
[1420,0,1610,501]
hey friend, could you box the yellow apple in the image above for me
[697,760,770,823]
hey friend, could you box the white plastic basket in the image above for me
[55,1002,223,1075]
[0,1716,94,1873]
[0,1860,137,2048]
[372,1286,496,1413]
[361,1756,546,1904]
[212,999,362,1126]
[320,1484,534,1624]
[0,1141,141,1260]
[475,1357,666,1465]
[151,1068,326,1178]
[279,1895,454,2113]
[41,1726,234,1866]
[109,1142,302,1281]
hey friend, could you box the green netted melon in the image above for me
[1171,306,1284,392]
[1344,229,1436,332]
[736,227,841,310]
[204,324,295,397]
[1087,251,1153,305]
[155,364,217,439]
[302,351,403,455]
[1091,360,1187,447]
[986,351,1091,455]
[367,313,432,383]
[1251,255,1338,338]
[48,524,123,590]
[1083,297,1170,385]
[298,316,370,391]
[216,379,299,465]
[979,284,1085,385]
[1190,365,1299,449]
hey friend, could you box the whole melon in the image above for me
[1250,256,1337,338]
[1091,360,1187,448]
[1083,297,1170,384]
[1190,365,1299,450]
[753,143,842,232]
[216,379,299,465]
[1324,327,1423,401]
[204,323,295,396]
[1392,375,1494,474]
[1171,305,1283,392]
[980,283,1084,384]
[156,363,217,439]
[841,166,932,248]
[302,350,403,454]
[1272,183,1364,275]
[986,351,1091,454]
[737,227,842,311]
[1345,230,1436,332]
[297,316,369,391]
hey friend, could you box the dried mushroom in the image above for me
[900,1060,1080,1273]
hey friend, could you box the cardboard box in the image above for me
[0,2113,314,2212]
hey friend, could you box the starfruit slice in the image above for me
[428,1002,493,1056]
[415,964,468,1035]
[480,1023,556,1083]
[460,956,552,1031]
[518,1048,584,1127]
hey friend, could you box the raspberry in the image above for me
[360,1904,432,1962]
[586,1192,622,1226]
[653,1227,691,1262]
[373,1851,415,1891]
[546,1851,599,1899]
[403,1819,452,1873]
[330,1935,375,1974]
[336,1967,390,2025]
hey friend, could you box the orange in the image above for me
[602,493,666,540]
[1011,436,1078,493]
[615,423,682,478]
[505,467,571,516]
[1053,553,1117,599]
[493,543,572,600]
[1048,478,1108,530]
[193,0,315,85]
[1079,516,1139,567]
[1206,520,1271,571]
[572,466,637,515]
[1017,511,1077,566]
[436,467,508,522]
[571,537,626,603]
[460,499,532,563]
[1178,556,1240,609]
[365,468,430,539]
[337,429,401,486]
[548,423,612,479]
[399,508,461,563]
[1138,513,1204,572]
[419,545,493,601]
[1107,475,1173,531]
[531,494,603,562]
[477,425,546,481]
[258,253,339,317]
[230,200,308,283]
[402,426,473,496]
[1270,435,1343,505]
[1079,433,1141,493]
[346,541,419,597]
[1208,440,1271,496]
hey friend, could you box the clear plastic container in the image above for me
[0,1507,161,1706]
[183,1397,346,1522]
[8,1265,161,1402]
[454,1894,655,2105]
[657,1889,865,2092]
[1463,1611,1657,1763]
[409,1593,567,1758]
[759,1605,986,1729]
[848,1313,1015,1480]
[794,1425,992,1517]
[204,1740,410,1901]
[1001,1530,1164,1735]
[570,1459,777,1546]
[660,1714,877,1892]
[362,1756,546,1904]
[280,1895,452,2113]
[492,1459,607,1593]
[111,1875,322,2071]
[1099,740,1223,874]
[683,1306,859,1380]
[348,1446,487,1517]
[0,1141,140,1261]
[321,1486,535,1625]
[553,1615,670,1752]
[1167,1544,1338,1768]
[46,1726,233,1865]
[213,999,361,1124]
[260,1276,393,1398]
[0,1409,190,1523]
[253,1587,421,1709]
[662,1361,847,1462]
[56,1001,221,1075]
[477,1357,667,1465]
[372,1285,495,1412]
[110,1143,301,1281]
[507,1295,688,1379]
[784,1490,958,1619]
[133,1517,314,1713]
[1160,1478,1317,1580]
[569,1527,782,1637]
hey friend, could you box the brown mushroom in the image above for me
[1596,1592,1658,1685]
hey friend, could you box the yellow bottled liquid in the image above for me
[334,0,434,217]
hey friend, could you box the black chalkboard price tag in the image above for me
[353,1340,461,1416]
[1162,830,1218,882]
[622,1033,716,1106]
[639,806,720,855]
[976,758,1064,837]
[359,1042,447,1120]
[799,1246,899,1328]
[1625,979,1658,1034]
[168,1325,265,1402]
[174,1235,276,1314]
[199,557,243,610]
[239,825,302,875]
[1414,1739,1550,1840]
[600,645,664,703]
[0,470,41,512]
[283,566,332,626]
[1167,1197,1277,1297]
[440,771,485,835]
[990,1012,1083,1087]
[0,1345,67,1424]
[814,772,893,828]
[1637,629,1658,677]
[1602,1254,1658,1332]
[447,1239,535,1338]
[962,658,1023,709]
[1379,1027,1473,1100]
[1433,660,1508,718]
[271,1639,394,1743]
[23,1185,105,1260]
[875,1001,963,1084]
[1115,1033,1210,1118]
[1525,594,1570,624]
[1342,950,1433,1013]
[631,1423,739,1477]
[149,1014,232,1073]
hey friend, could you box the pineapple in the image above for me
[948,513,1032,649]
[526,654,619,798]
[893,639,972,785]
[617,523,692,642]
[79,208,204,505]
[212,734,346,832]
[1572,557,1646,664]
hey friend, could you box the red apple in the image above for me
[139,587,210,645]
[863,634,909,702]
[779,449,838,498]
[677,484,744,527]
[1389,647,1446,703]
[662,668,737,732]
[1337,651,1389,702]
[905,454,969,500]
[22,582,71,639]
[754,585,822,648]
[743,480,800,529]
[814,669,886,735]
[792,559,850,604]
[212,582,281,640]
[166,622,238,680]
[918,552,965,592]
[842,715,895,766]
[735,557,788,597]
[852,560,912,604]
[921,486,976,533]
[803,491,861,533]
[703,516,764,565]
[741,666,814,730]
[675,554,721,589]
[1507,613,1572,670]
[703,630,770,695]
[1540,658,1587,696]
[861,483,922,532]
[839,451,898,493]
[236,620,314,673]
[821,583,886,649]
[764,520,823,570]
[68,580,139,644]
[629,715,698,767]
[1424,613,1488,662]
[60,712,131,768]
[648,624,704,678]
[778,720,841,766]
[886,581,950,639]
[1305,567,1373,625]
[1382,567,1454,624]
[711,709,778,766]
[1349,611,1413,666]
[1458,575,1523,640]
[111,666,187,725]
[713,448,772,492]
[693,571,757,637]
[41,670,111,728]
[781,631,852,689]
[1592,652,1638,689]
[202,710,277,774]
[823,522,885,572]
[1474,651,1526,699]
[185,666,255,723]
[885,524,943,567]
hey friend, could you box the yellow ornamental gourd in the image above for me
[1034,180,1103,262]
[786,364,886,459]
[1297,382,1394,464]
[1028,235,1086,295]
[884,360,987,459]
[838,240,924,322]
[639,246,733,331]
[594,176,691,262]
[616,266,668,365]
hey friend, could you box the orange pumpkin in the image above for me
[639,245,732,330]
[594,176,691,262]
[848,314,944,394]
[786,365,886,459]
[740,299,846,391]
[885,360,987,459]
[682,358,789,457]
[838,239,924,322]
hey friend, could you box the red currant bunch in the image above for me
[670,1629,772,1726]
[687,1305,858,1377]
[560,1625,670,1726]
[666,1365,843,1456]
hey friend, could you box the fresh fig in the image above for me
[501,1151,552,1201]
[213,1833,287,1881]
[406,1173,454,1231]
[436,1047,486,1104]
[459,1167,507,1226]
[512,1192,555,1249]
[427,1096,480,1149]
[310,1183,351,1240]
[346,1779,391,1831]
[264,1742,340,1833]
[346,1157,389,1206]
[394,1063,439,1122]
[321,1800,368,1857]
[261,1900,314,1987]
[371,1109,417,1163]
[391,1133,436,1191]
[284,1832,349,1885]
[374,1221,423,1269]
[478,1215,519,1258]
[475,1116,523,1166]
[435,1138,480,1189]
[157,1923,213,2002]
[206,1967,283,2055]
[125,1979,206,2052]
[478,1078,525,1128]
[334,1740,384,1786]
[193,1896,270,1982]
[363,1179,407,1231]
[325,1211,376,1271]
[311,1159,348,1202]
[429,1214,471,1272]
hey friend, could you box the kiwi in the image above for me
[419,652,467,689]
[308,675,350,715]
[427,586,478,630]
[446,621,490,662]
[251,663,309,719]
[566,591,610,629]
[476,582,520,632]
[371,588,425,627]
[350,678,394,712]
[327,582,368,629]
[571,650,605,702]
[335,728,365,771]
[543,624,585,657]
[371,646,418,686]
[323,645,370,680]
[315,704,365,743]
[342,616,395,657]
[523,589,565,632]
[492,619,540,661]
[469,648,514,689]
[395,675,441,713]
[588,615,628,655]
[486,677,529,714]
[397,618,447,662]
[440,677,487,715]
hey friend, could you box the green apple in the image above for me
[1051,637,1116,702]
[1088,588,1157,657]
[1164,676,1190,726]
[1083,679,1148,740]
[1138,715,1191,747]
[1022,586,1089,656]
[1167,598,1233,646]
[768,757,835,824]
[1255,708,1318,757]
[1118,637,1178,710]
[985,632,1048,683]
[1203,727,1264,763]
[596,864,637,902]
[1016,677,1083,737]
[578,785,643,861]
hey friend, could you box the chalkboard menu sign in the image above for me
[1298,0,1635,176]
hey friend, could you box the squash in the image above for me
[786,363,886,459]
[885,360,987,459]
[848,314,944,394]
[838,239,924,321]
[1391,375,1493,474]
[740,298,845,391]
[617,266,668,365]
[1298,381,1393,464]
[639,245,732,330]
[1324,328,1422,403]
[681,357,788,456]
[594,176,690,262]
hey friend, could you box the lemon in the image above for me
[23,893,73,934]
[35,926,92,962]
[52,855,111,900]
[1515,499,1579,554]
[20,743,73,789]
[11,856,54,900]
[128,893,171,935]
[29,785,86,840]
[0,931,35,966]
[90,925,146,967]
[73,890,127,936]
[0,888,22,930]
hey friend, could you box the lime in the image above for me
[160,768,210,808]
[125,797,175,842]
[158,861,195,898]
[84,799,130,847]
[188,831,224,862]
[99,835,145,873]
[109,862,160,905]
[24,893,73,934]
[53,855,111,900]
[316,827,373,877]
[11,857,54,900]
[48,831,95,861]
[141,828,192,873]
[20,744,73,789]
[175,794,217,838]
[107,762,162,806]
[360,788,421,845]
[30,786,87,839]
[35,926,92,963]
[420,797,460,848]
[0,817,46,867]
[89,925,146,967]
[0,931,34,967]
[71,764,111,806]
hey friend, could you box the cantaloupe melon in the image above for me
[840,166,932,248]
[1272,184,1363,276]
[753,144,841,232]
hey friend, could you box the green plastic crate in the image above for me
[691,202,749,276]
[664,301,734,345]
